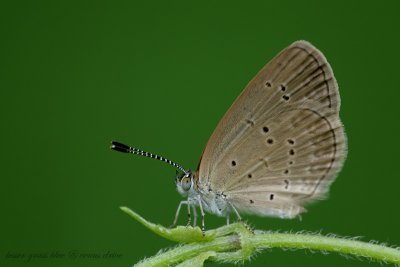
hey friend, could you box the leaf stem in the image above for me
[121,207,400,266]
[135,235,239,267]
[251,231,400,264]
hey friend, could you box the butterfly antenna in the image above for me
[110,141,189,176]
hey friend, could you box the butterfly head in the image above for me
[175,170,194,196]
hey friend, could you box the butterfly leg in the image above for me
[229,202,254,234]
[192,205,198,227]
[186,199,192,227]
[171,200,188,228]
[226,215,230,225]
[230,204,242,222]
[196,196,206,235]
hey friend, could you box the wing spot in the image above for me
[262,126,269,133]
[269,194,274,200]
[284,179,289,189]
[284,169,289,174]
[267,138,274,145]
[280,85,286,92]
[289,161,294,165]
[283,95,290,101]
[231,160,237,167]
[247,174,252,178]
[250,199,254,204]
[245,119,255,127]
[265,81,272,87]
[289,149,295,156]
[287,139,295,145]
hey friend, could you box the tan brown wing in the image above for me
[197,41,346,217]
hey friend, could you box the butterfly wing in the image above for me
[197,41,347,218]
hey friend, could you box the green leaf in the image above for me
[120,206,215,243]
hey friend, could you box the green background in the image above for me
[1,1,399,266]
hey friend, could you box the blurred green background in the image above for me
[1,1,399,266]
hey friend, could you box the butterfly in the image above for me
[111,40,347,232]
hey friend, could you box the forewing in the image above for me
[197,41,347,217]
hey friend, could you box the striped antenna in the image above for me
[110,141,190,176]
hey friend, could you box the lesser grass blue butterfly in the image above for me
[111,40,347,233]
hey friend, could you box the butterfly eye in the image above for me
[181,177,192,191]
